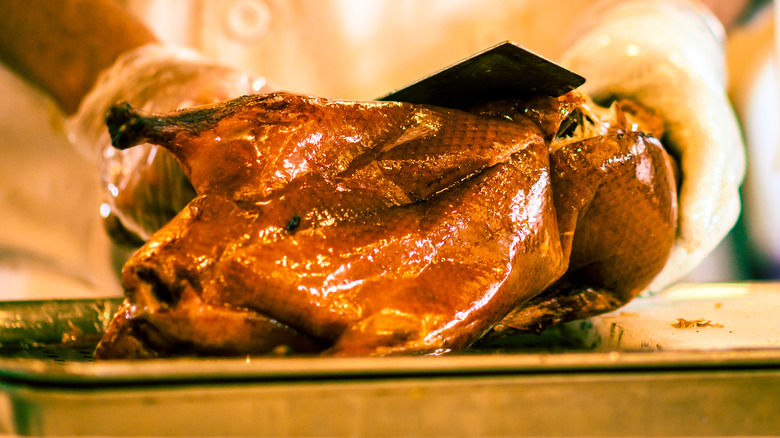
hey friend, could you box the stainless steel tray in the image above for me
[1,288,779,437]
[2,350,779,437]
[0,298,121,363]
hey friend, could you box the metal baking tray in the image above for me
[1,289,779,437]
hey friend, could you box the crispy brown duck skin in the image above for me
[95,91,676,358]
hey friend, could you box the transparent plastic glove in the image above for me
[67,44,274,245]
[559,0,746,291]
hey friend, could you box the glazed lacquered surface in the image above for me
[97,91,676,358]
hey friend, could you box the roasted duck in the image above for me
[95,90,677,358]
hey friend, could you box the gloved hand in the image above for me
[559,0,746,291]
[67,44,275,245]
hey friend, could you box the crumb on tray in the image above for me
[670,318,724,329]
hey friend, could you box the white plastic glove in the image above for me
[67,44,274,245]
[559,0,746,291]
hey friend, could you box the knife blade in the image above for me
[378,41,585,109]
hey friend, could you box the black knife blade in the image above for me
[378,41,585,110]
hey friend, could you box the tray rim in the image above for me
[1,348,779,388]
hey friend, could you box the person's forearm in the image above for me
[0,0,157,114]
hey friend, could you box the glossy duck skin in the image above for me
[491,128,678,337]
[96,91,677,358]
